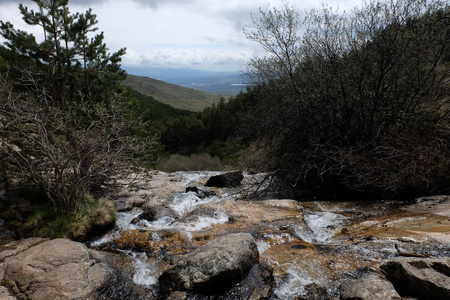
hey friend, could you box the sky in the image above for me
[0,0,361,73]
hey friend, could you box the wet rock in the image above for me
[340,272,401,300]
[186,186,216,199]
[205,171,243,188]
[184,204,222,222]
[139,206,179,222]
[381,257,450,300]
[159,233,259,296]
[300,283,329,300]
[3,238,115,299]
[221,262,275,300]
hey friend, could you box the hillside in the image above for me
[122,74,223,112]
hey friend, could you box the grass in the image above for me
[122,75,222,112]
[2,194,116,241]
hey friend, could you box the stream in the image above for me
[90,171,450,299]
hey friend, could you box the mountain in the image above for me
[123,66,247,96]
[122,74,224,112]
[171,74,247,96]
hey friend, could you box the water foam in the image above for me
[137,209,228,232]
[176,171,222,186]
[294,211,348,244]
[90,211,142,247]
[273,270,320,300]
[127,251,158,287]
[169,191,221,217]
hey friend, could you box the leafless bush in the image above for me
[0,73,157,213]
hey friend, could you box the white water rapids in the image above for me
[90,171,358,298]
[89,171,447,299]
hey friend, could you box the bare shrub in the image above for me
[0,73,156,213]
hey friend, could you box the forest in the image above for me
[0,0,449,238]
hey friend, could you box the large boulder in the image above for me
[340,272,401,300]
[3,238,116,299]
[381,257,450,300]
[205,171,244,188]
[159,233,259,296]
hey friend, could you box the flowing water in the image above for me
[90,171,450,299]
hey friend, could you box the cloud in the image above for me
[0,0,107,4]
[123,46,253,71]
[0,0,364,72]
[130,0,195,10]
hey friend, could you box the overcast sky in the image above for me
[0,0,361,72]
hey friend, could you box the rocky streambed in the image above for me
[1,170,450,299]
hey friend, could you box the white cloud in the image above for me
[0,0,363,72]
[130,0,195,10]
[123,46,253,71]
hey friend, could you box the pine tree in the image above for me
[1,0,126,106]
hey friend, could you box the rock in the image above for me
[381,257,450,300]
[184,204,223,223]
[114,195,147,212]
[159,233,259,296]
[3,238,115,299]
[0,189,7,201]
[0,260,16,300]
[221,262,275,300]
[340,272,401,300]
[0,237,47,262]
[205,171,244,188]
[167,291,188,300]
[0,286,16,300]
[114,199,134,211]
[295,283,329,300]
[139,205,179,222]
[186,186,216,199]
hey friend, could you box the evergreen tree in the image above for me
[1,0,126,105]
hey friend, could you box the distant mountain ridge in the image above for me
[122,74,223,112]
[123,66,246,96]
